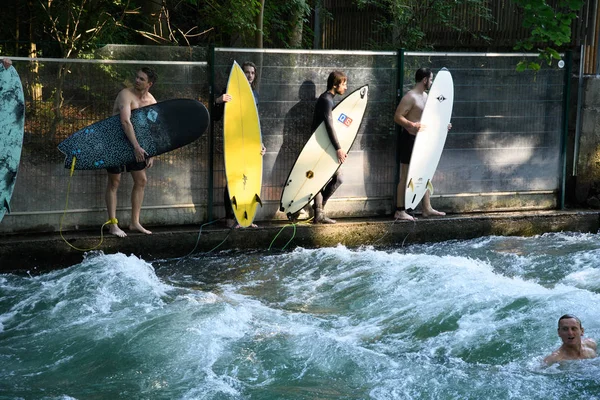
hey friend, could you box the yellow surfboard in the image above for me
[224,61,263,227]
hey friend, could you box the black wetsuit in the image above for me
[311,91,343,210]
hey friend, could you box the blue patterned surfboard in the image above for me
[58,99,209,170]
[0,63,25,223]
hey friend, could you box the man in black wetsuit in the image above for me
[311,70,348,224]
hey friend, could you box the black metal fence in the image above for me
[0,46,567,234]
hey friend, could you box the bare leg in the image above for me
[394,163,415,221]
[129,170,152,234]
[421,190,445,217]
[105,172,127,237]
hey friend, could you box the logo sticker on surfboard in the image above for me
[338,113,353,127]
[147,109,158,122]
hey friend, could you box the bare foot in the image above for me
[422,208,446,217]
[108,224,127,237]
[394,210,415,221]
[250,223,258,228]
[129,223,152,234]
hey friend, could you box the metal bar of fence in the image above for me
[0,56,207,65]
[560,50,573,210]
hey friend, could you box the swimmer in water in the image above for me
[544,314,597,365]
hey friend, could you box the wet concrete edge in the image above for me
[1,209,599,274]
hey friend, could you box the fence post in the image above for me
[560,50,573,210]
[208,44,216,221]
[393,49,405,209]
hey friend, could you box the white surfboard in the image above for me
[405,68,453,210]
[280,85,369,217]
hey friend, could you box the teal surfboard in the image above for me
[0,63,25,223]
[58,99,210,170]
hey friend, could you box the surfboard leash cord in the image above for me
[372,214,417,248]
[182,217,231,259]
[59,156,117,252]
[268,217,314,252]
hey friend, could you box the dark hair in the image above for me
[242,61,258,90]
[558,314,582,329]
[139,67,158,85]
[327,70,347,91]
[415,67,432,84]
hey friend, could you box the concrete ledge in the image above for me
[1,209,598,274]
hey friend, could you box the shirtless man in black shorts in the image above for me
[105,67,157,237]
[394,67,448,221]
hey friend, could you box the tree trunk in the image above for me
[255,0,265,48]
[29,0,42,102]
[289,0,306,48]
[49,63,68,141]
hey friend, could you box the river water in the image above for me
[2,232,600,399]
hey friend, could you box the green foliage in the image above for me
[354,0,493,50]
[513,0,583,70]
[263,0,313,48]
[190,0,262,46]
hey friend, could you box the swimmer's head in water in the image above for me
[558,314,582,329]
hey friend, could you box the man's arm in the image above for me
[394,93,420,135]
[322,98,347,164]
[543,351,560,365]
[116,91,147,162]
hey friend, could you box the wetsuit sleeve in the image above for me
[322,98,341,151]
[213,88,226,122]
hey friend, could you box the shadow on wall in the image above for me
[268,80,317,218]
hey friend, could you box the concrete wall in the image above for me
[576,76,600,207]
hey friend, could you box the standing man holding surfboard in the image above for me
[310,71,348,224]
[106,67,157,237]
[394,67,449,221]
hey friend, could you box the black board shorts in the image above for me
[106,160,147,174]
[399,128,416,164]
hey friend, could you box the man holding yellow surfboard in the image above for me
[215,61,266,228]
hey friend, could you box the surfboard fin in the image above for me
[407,179,414,192]
[231,196,238,210]
[4,199,10,214]
[243,211,248,220]
[426,180,434,195]
[253,193,263,207]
